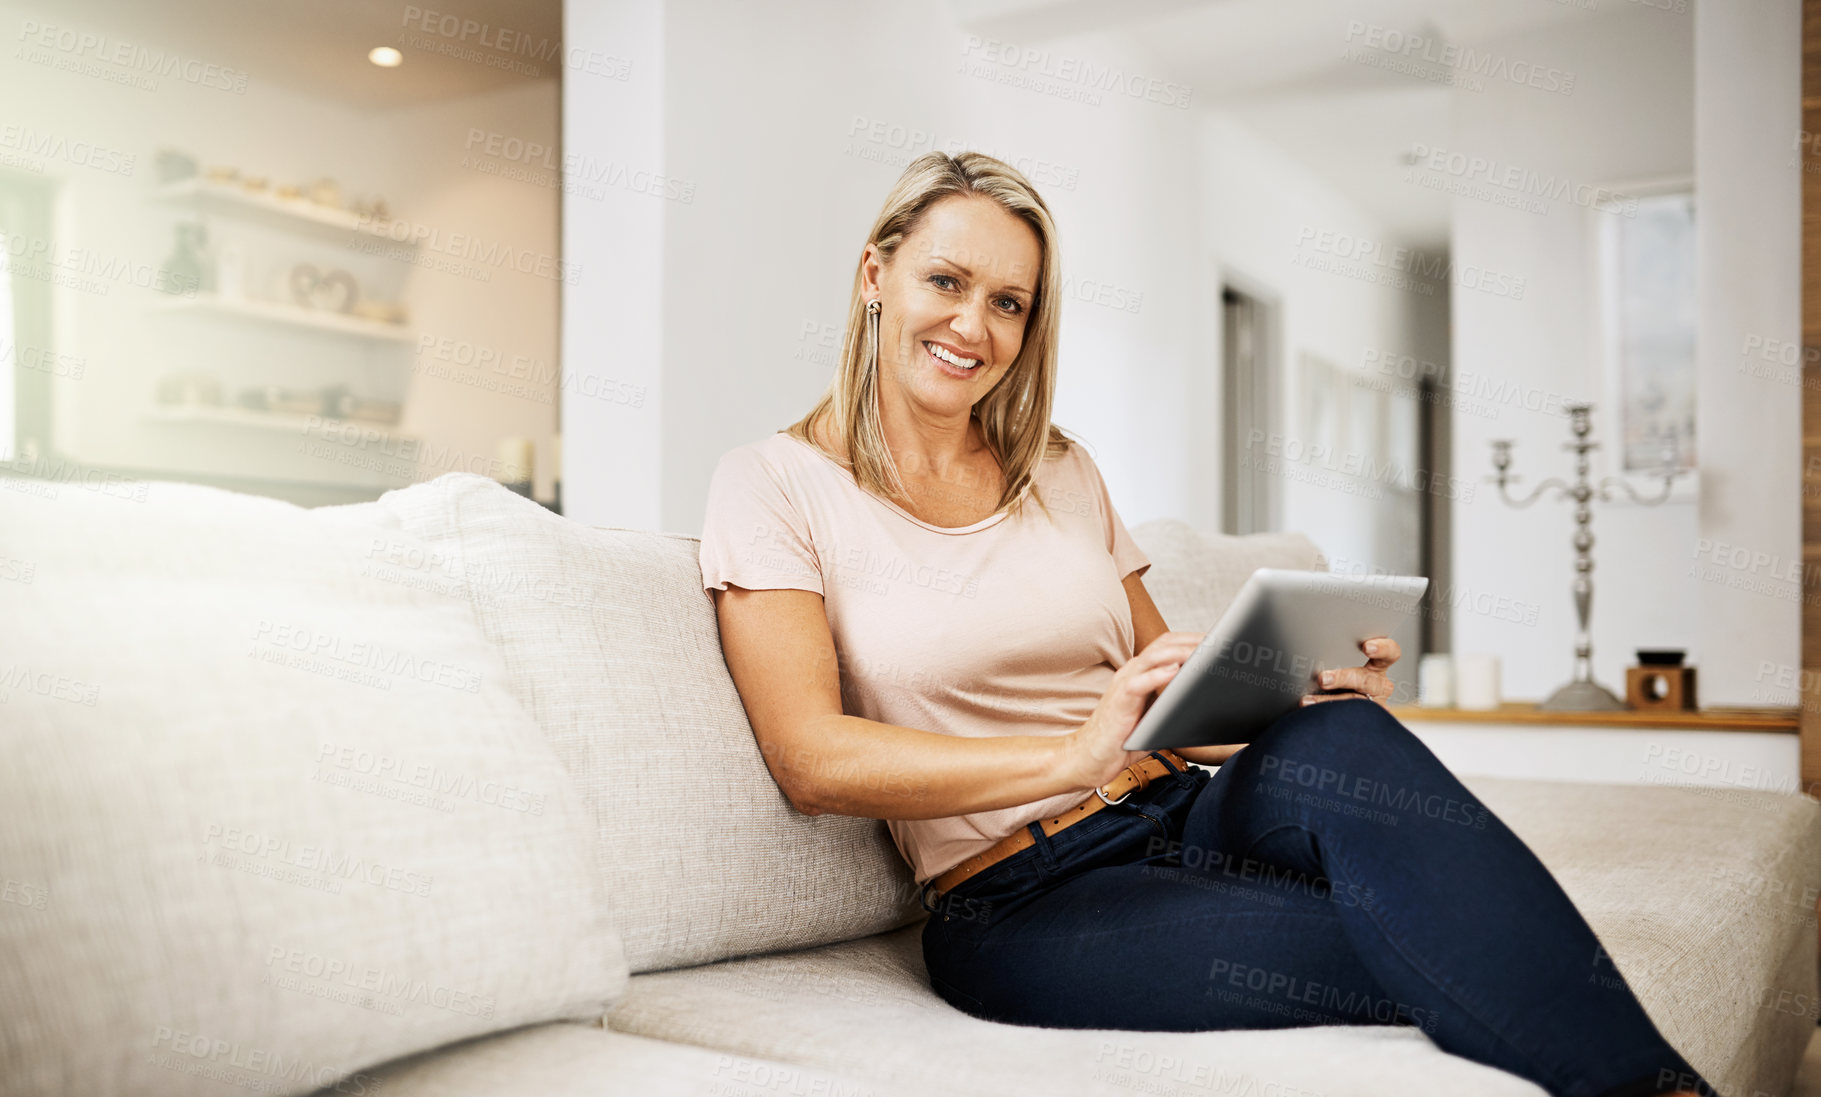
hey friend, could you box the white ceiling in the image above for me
[950,0,1677,248]
[1049,0,1602,100]
[51,0,559,111]
[54,0,1678,247]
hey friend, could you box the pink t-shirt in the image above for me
[698,430,1152,885]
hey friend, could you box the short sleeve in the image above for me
[1078,447,1151,582]
[699,446,824,595]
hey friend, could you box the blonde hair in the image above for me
[785,151,1074,523]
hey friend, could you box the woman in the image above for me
[698,151,1714,1097]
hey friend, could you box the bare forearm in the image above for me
[767,714,1090,821]
[1173,743,1246,766]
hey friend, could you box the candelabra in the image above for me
[1487,403,1688,711]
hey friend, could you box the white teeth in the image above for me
[926,342,981,369]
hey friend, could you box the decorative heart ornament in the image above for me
[287,263,359,313]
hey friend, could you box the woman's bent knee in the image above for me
[1243,699,1433,777]
[1260,695,1402,744]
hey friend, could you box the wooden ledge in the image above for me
[1388,701,1799,732]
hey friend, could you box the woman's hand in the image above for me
[1060,631,1204,793]
[1300,636,1400,709]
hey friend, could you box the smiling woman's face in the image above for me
[863,194,1042,426]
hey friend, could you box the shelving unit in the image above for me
[1386,701,1801,792]
[142,404,415,447]
[149,293,413,343]
[151,177,418,245]
[1391,701,1799,733]
[143,169,419,493]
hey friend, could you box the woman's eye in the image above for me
[930,274,958,290]
[996,297,1023,314]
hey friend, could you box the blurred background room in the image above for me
[0,0,1803,763]
[1,0,565,505]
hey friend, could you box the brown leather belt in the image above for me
[927,749,1190,897]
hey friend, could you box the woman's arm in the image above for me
[717,583,1205,819]
[1172,743,1248,766]
[713,585,1070,819]
[714,583,1203,819]
[1125,569,1171,655]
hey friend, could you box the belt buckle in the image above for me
[1094,762,1142,806]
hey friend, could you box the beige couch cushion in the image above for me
[0,480,625,1097]
[1129,519,1328,631]
[608,924,1544,1097]
[1463,776,1821,1097]
[320,1021,891,1097]
[367,474,921,972]
[604,776,1821,1097]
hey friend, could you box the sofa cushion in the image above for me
[365,474,922,972]
[0,479,626,1097]
[315,1021,889,1097]
[1128,519,1328,632]
[1459,776,1821,1097]
[607,924,1544,1097]
[603,776,1821,1097]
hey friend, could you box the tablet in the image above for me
[1122,568,1429,751]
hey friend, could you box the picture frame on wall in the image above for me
[1591,175,1698,505]
[1300,350,1345,457]
[1299,349,1396,486]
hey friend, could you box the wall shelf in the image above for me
[136,171,422,495]
[1390,701,1798,733]
[149,294,414,343]
[143,404,416,447]
[152,177,417,246]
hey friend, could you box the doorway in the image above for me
[1221,283,1278,536]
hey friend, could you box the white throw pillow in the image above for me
[0,478,626,1097]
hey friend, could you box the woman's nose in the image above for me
[949,296,989,344]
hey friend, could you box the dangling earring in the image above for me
[865,299,881,373]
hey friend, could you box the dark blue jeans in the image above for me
[919,698,1716,1097]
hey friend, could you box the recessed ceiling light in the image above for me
[369,46,403,67]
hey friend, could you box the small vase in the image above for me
[159,221,214,296]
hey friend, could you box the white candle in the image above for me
[1418,654,1455,707]
[1455,654,1502,711]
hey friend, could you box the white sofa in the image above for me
[4,471,1817,1097]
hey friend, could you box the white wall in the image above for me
[385,80,564,504]
[1448,11,1700,703]
[562,0,1446,603]
[1692,0,1802,707]
[651,0,1203,537]
[1409,721,1799,791]
[1199,112,1437,569]
[561,0,664,529]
